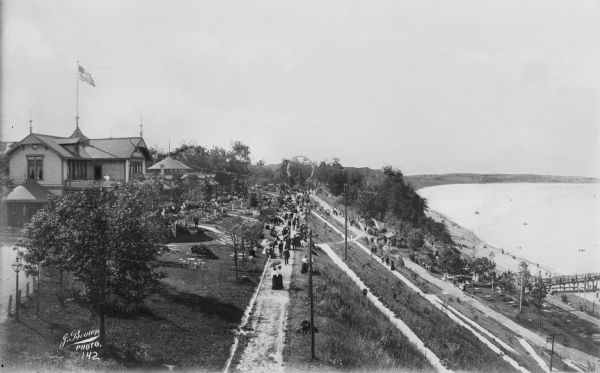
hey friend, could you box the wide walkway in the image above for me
[234,199,303,372]
[234,255,294,372]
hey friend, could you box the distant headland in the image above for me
[405,173,600,190]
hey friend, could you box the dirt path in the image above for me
[234,253,294,372]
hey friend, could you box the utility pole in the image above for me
[547,330,559,371]
[344,183,348,261]
[309,226,315,360]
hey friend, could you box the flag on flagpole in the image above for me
[78,65,96,87]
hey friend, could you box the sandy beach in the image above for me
[427,209,560,276]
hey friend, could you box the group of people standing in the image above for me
[268,192,312,290]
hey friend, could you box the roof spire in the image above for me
[29,110,33,134]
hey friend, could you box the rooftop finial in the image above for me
[29,110,33,134]
[139,115,143,137]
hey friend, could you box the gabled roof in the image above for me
[6,133,150,161]
[5,181,50,202]
[7,133,76,158]
[148,156,191,170]
[88,137,150,160]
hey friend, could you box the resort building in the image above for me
[2,125,151,226]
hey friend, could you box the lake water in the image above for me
[418,183,600,275]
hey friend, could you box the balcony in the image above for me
[64,179,124,189]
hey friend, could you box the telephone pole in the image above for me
[547,330,560,371]
[309,222,315,359]
[344,183,348,261]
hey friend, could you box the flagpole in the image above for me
[76,60,80,129]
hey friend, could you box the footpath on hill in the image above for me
[311,194,600,370]
[230,200,304,372]
[233,255,294,372]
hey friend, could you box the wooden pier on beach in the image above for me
[545,272,600,293]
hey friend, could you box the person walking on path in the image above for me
[278,241,284,258]
[283,248,290,265]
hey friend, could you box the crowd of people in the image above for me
[262,191,313,290]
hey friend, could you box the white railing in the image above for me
[64,179,124,189]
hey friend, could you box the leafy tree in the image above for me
[18,183,168,345]
[221,216,263,279]
[498,270,516,293]
[407,228,424,251]
[439,246,462,275]
[517,261,531,313]
[472,257,496,281]
[530,276,547,327]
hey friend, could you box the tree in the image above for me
[407,228,424,251]
[19,183,169,346]
[517,261,531,313]
[472,257,496,282]
[221,216,263,279]
[530,276,547,327]
[498,270,516,293]
[439,246,462,275]
[16,207,65,315]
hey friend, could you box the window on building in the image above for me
[67,160,90,180]
[129,158,144,180]
[27,156,44,180]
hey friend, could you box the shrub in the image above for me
[190,245,219,259]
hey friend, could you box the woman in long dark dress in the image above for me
[301,255,309,274]
[276,265,284,289]
[271,266,278,289]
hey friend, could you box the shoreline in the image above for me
[427,209,562,277]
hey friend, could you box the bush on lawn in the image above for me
[190,245,219,259]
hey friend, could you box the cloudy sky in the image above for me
[2,0,599,176]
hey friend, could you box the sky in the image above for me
[2,0,600,176]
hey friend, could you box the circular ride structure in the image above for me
[286,155,315,184]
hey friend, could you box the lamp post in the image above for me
[12,259,23,322]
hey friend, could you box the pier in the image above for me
[545,273,600,293]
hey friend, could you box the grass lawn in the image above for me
[309,216,517,372]
[463,285,600,359]
[1,244,267,371]
[283,247,434,371]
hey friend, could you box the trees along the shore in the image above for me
[498,270,516,293]
[439,246,462,276]
[407,228,425,251]
[472,257,496,283]
[517,261,532,313]
[488,251,496,291]
[18,183,169,346]
[530,276,548,327]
